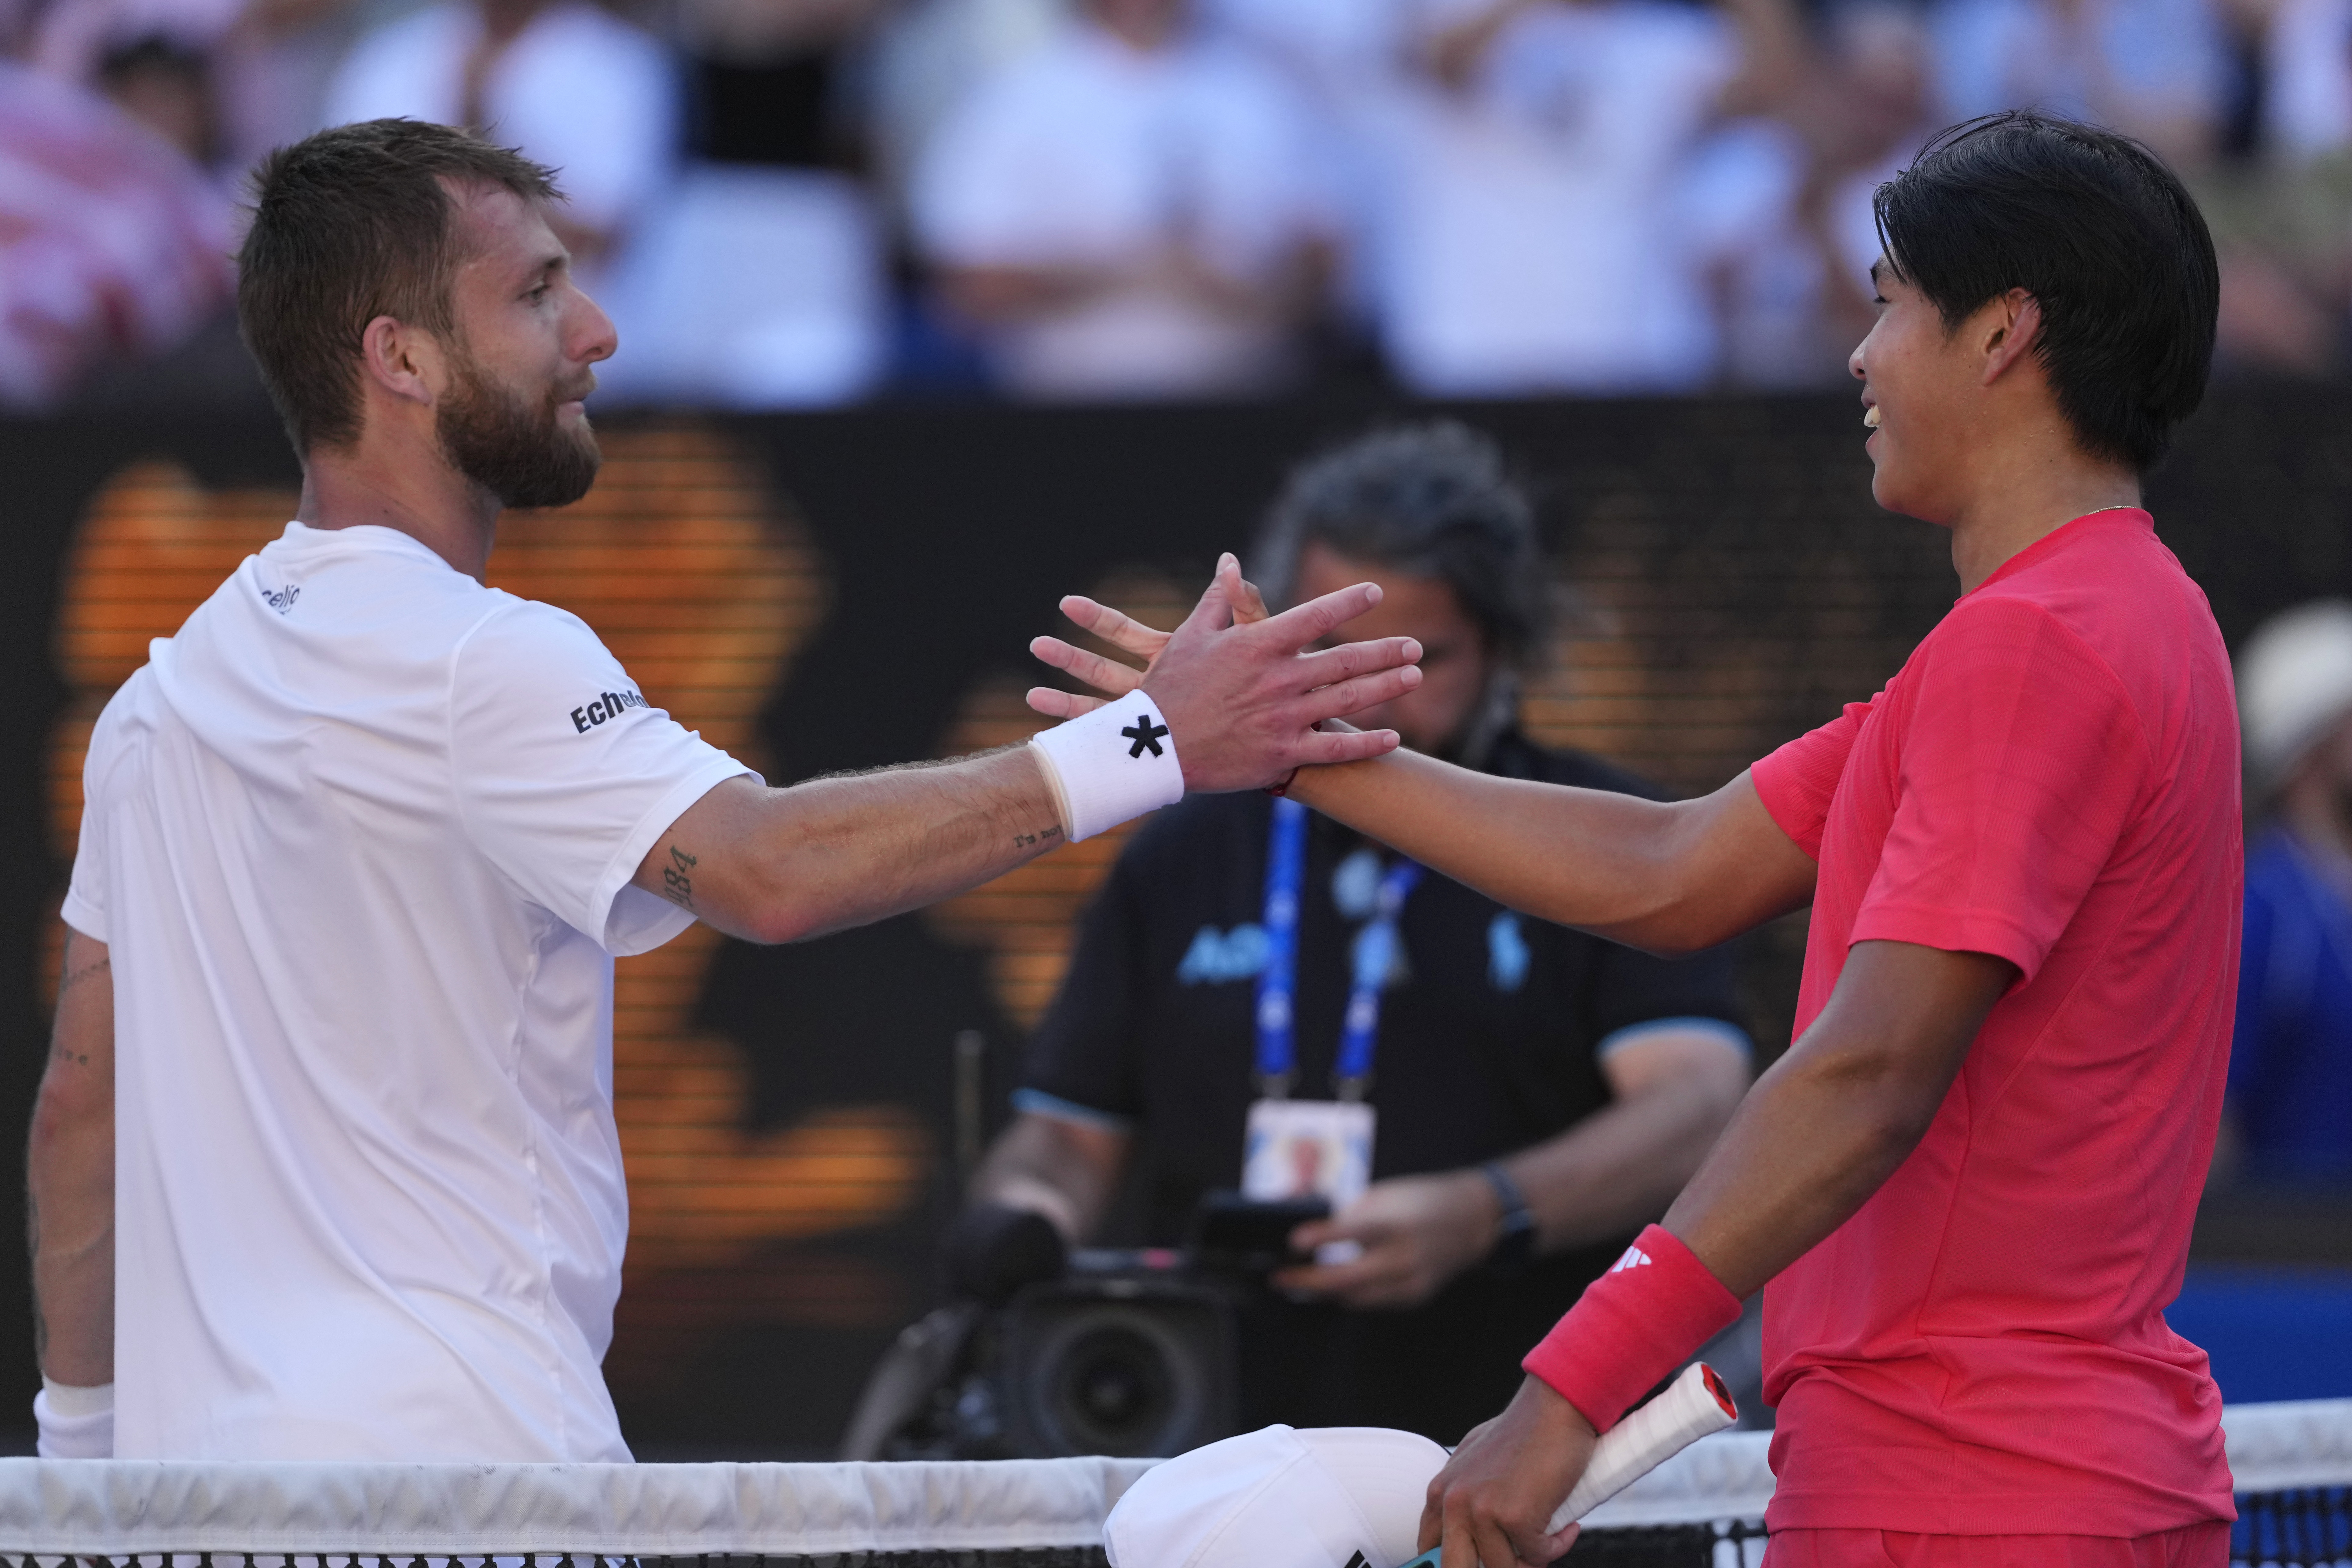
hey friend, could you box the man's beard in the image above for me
[435,351,602,510]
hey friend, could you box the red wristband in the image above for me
[1521,1224,1741,1434]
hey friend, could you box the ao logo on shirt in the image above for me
[570,687,648,733]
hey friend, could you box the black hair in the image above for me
[1252,422,1549,669]
[239,119,561,455]
[1873,111,2218,473]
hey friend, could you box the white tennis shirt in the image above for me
[62,522,750,1461]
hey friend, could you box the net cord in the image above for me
[0,1402,2342,1555]
[0,1458,1156,1558]
[1578,1396,2352,1531]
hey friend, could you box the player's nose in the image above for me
[572,288,618,366]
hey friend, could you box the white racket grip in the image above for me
[1545,1362,1738,1532]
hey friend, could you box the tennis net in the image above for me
[0,1454,1153,1566]
[0,1399,2340,1567]
[1567,1396,2352,1567]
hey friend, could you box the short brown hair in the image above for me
[238,119,561,454]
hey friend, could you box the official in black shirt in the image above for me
[967,424,1750,1443]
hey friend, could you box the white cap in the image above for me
[2239,600,2352,788]
[1104,1425,1448,1568]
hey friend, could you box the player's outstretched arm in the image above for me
[633,749,1072,945]
[634,558,1421,944]
[1418,939,2013,1568]
[1028,570,1812,954]
[1294,761,1814,955]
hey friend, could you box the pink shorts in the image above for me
[1765,1522,2231,1568]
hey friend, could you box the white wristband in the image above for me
[1029,693,1185,841]
[34,1377,112,1458]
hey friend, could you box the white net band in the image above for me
[0,1457,1156,1558]
[0,1402,2342,1559]
[1577,1396,2352,1530]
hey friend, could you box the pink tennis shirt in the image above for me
[1749,509,2241,1536]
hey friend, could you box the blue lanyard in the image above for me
[1252,797,1422,1098]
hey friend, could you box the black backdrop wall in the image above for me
[1,389,2342,1454]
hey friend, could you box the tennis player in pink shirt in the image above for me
[1029,111,2240,1566]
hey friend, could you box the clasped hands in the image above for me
[1026,553,1417,792]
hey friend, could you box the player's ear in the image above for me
[359,315,442,408]
[1978,289,2043,387]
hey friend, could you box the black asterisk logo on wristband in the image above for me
[1121,713,1169,758]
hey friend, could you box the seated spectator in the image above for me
[28,0,351,178]
[322,0,675,274]
[1804,0,1936,311]
[324,0,885,407]
[1370,0,1804,396]
[213,0,359,178]
[1683,0,1935,387]
[1928,0,2226,166]
[1190,0,1420,331]
[93,35,218,167]
[2159,0,2349,376]
[2227,602,2352,1186]
[2265,0,2352,163]
[0,52,234,407]
[596,0,891,407]
[867,0,1065,217]
[27,1,232,196]
[679,0,881,177]
[954,423,1753,1442]
[910,0,1337,400]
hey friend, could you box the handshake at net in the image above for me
[1024,552,1425,802]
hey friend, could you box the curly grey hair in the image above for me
[1249,422,1551,671]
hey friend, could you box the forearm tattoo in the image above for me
[48,955,108,1071]
[53,955,108,1006]
[1010,824,1064,850]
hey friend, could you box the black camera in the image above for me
[999,1250,1243,1457]
[842,1195,1329,1461]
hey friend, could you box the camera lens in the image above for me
[1057,1325,1174,1446]
[1015,1301,1210,1457]
[1002,1286,1233,1459]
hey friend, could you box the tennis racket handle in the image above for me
[1544,1361,1738,1533]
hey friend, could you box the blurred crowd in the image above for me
[10,0,2352,408]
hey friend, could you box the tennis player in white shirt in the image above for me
[24,117,1422,1464]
